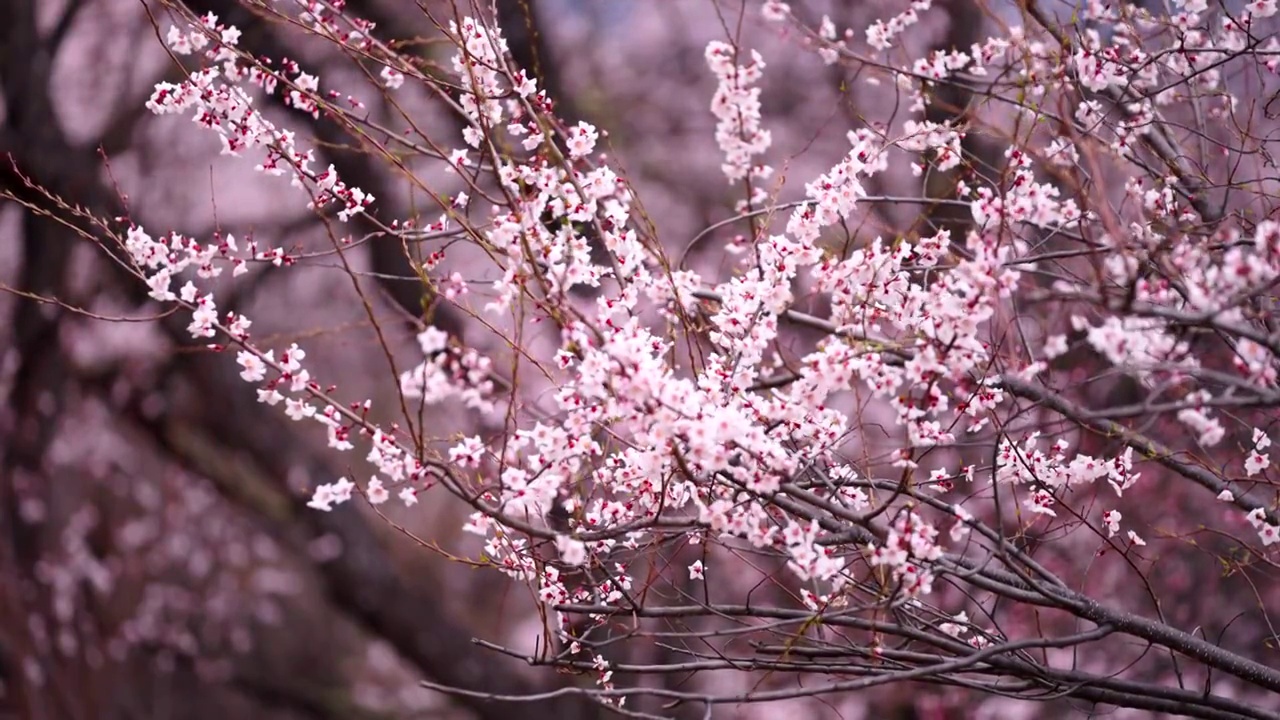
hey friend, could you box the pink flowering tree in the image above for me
[5,0,1280,718]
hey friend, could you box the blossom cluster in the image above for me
[126,11,433,522]
[705,41,774,189]
[151,13,373,221]
[124,5,1280,680]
